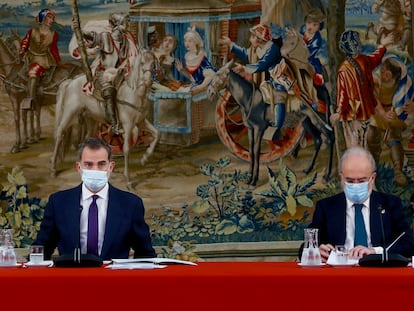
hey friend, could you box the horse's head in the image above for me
[280,27,309,64]
[139,48,156,88]
[207,59,233,100]
[127,48,156,91]
[0,30,21,72]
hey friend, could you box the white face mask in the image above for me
[81,169,109,192]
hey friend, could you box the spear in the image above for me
[71,0,93,83]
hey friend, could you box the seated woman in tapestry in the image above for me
[175,27,216,95]
[152,34,183,91]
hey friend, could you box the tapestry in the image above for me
[0,0,413,261]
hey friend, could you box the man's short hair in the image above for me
[77,137,112,162]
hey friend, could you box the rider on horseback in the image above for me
[73,13,138,135]
[219,23,287,139]
[19,8,61,110]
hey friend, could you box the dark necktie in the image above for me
[354,203,368,247]
[87,195,99,256]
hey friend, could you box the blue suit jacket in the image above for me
[308,191,414,258]
[34,183,156,260]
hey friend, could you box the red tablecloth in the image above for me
[3,262,414,310]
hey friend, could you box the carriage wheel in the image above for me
[97,123,139,156]
[215,90,304,164]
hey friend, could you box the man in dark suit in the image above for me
[34,137,156,260]
[303,146,414,262]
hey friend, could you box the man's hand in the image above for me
[175,58,183,72]
[233,62,245,74]
[319,244,334,262]
[329,112,340,124]
[379,32,396,47]
[218,36,232,48]
[348,245,376,259]
[403,100,414,113]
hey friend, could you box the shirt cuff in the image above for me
[373,246,383,254]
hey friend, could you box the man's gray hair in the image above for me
[339,147,376,173]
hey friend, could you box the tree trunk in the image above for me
[327,0,346,160]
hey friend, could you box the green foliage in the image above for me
[196,156,251,218]
[0,167,46,247]
[257,159,316,216]
[149,157,324,246]
[375,162,414,220]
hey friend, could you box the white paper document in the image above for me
[327,251,359,266]
[106,262,167,270]
[106,257,197,270]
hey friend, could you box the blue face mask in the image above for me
[81,169,108,192]
[344,181,370,203]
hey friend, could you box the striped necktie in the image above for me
[354,203,368,247]
[87,195,99,256]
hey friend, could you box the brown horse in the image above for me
[0,31,83,153]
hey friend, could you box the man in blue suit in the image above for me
[34,137,156,260]
[304,146,414,262]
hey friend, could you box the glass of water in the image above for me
[335,245,348,264]
[29,245,44,264]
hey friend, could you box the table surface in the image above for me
[2,261,414,310]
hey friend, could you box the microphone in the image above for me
[358,204,409,267]
[53,205,103,268]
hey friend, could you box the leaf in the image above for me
[285,195,297,216]
[215,219,237,235]
[192,200,210,214]
[20,203,30,217]
[16,186,27,199]
[284,162,298,186]
[196,184,211,199]
[297,172,317,193]
[5,185,16,197]
[296,195,314,207]
[216,157,231,168]
[13,169,26,185]
[200,164,214,176]
[0,216,7,227]
[8,167,26,185]
[13,211,22,227]
[237,215,255,233]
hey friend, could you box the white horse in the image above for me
[50,48,159,186]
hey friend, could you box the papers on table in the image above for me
[25,260,54,268]
[327,251,359,267]
[106,257,197,270]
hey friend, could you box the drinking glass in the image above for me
[29,245,44,264]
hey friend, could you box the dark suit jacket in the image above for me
[34,183,156,260]
[302,191,414,258]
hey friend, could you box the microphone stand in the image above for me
[53,205,103,267]
[358,205,408,267]
[73,205,83,264]
[377,205,387,263]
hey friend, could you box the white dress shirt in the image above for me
[80,183,109,255]
[345,197,383,254]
